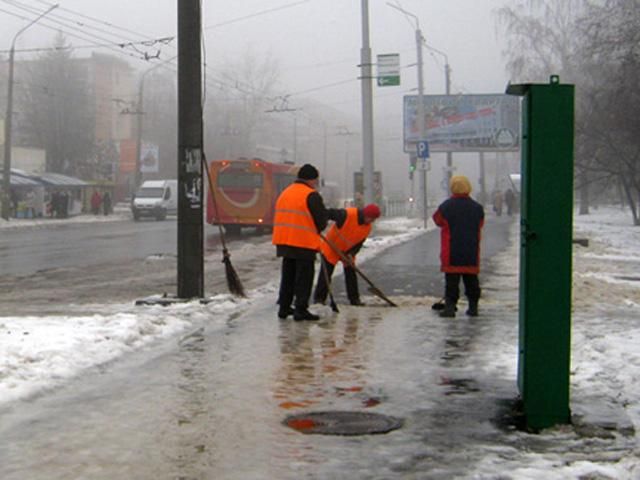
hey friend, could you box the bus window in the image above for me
[274,174,296,195]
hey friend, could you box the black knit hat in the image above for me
[297,164,319,180]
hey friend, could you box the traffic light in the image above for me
[409,155,417,180]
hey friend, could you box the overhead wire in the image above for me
[0,2,166,61]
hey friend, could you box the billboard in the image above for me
[140,143,159,173]
[403,94,520,153]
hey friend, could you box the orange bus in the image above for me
[206,158,298,234]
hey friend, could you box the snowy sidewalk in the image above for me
[1,208,640,479]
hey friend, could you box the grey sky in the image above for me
[1,1,510,110]
[1,0,514,198]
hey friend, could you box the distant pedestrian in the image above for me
[90,191,102,215]
[492,189,503,216]
[102,191,112,216]
[432,175,485,317]
[272,163,341,321]
[314,203,381,306]
[505,188,516,216]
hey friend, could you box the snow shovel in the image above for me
[319,233,397,307]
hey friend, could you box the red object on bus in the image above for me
[205,158,299,234]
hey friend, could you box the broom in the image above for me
[202,155,246,298]
[319,233,397,307]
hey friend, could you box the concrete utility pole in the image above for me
[360,0,375,205]
[2,4,58,220]
[177,0,204,298]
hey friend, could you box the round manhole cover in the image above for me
[284,411,404,436]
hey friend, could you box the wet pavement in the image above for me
[1,215,631,479]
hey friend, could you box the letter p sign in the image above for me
[417,140,430,159]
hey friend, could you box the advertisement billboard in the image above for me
[403,94,520,153]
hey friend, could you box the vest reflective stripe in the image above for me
[320,207,371,265]
[272,183,320,250]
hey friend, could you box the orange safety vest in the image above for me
[272,182,321,251]
[320,207,371,265]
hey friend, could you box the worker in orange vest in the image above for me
[272,164,341,321]
[313,203,381,306]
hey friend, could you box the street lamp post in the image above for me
[388,3,427,225]
[134,55,176,190]
[425,43,453,188]
[2,4,58,220]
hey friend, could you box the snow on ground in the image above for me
[0,215,426,406]
[2,206,640,478]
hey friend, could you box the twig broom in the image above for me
[202,155,246,298]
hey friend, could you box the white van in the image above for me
[131,180,178,221]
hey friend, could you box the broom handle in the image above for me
[201,155,229,255]
[319,233,375,291]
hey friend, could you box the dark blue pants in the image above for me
[313,255,360,304]
[444,273,480,304]
[278,257,315,310]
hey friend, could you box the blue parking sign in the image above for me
[417,140,430,159]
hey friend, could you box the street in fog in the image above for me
[0,219,177,276]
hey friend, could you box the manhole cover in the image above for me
[284,411,403,436]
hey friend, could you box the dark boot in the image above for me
[439,299,456,318]
[466,299,479,317]
[293,308,320,321]
[278,306,294,319]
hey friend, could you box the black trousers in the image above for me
[313,255,360,304]
[278,257,315,310]
[444,273,480,303]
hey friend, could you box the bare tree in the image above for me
[17,32,94,176]
[204,48,280,160]
[578,0,640,224]
[496,0,596,214]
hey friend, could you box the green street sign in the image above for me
[377,53,400,87]
[377,75,400,87]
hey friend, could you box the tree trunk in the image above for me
[620,176,640,226]
[578,171,589,215]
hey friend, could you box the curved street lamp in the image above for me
[2,4,59,220]
[134,55,177,189]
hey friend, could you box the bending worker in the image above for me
[432,175,485,318]
[313,203,381,306]
[272,164,340,321]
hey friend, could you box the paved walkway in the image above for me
[1,215,634,479]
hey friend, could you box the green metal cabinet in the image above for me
[507,76,574,430]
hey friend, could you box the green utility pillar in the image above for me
[506,75,574,431]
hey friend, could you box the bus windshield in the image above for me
[217,171,263,189]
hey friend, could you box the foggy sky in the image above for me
[1,0,514,199]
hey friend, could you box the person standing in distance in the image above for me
[272,164,339,321]
[313,203,381,306]
[432,175,485,317]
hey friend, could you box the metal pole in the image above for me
[479,151,486,207]
[134,79,144,190]
[177,0,204,298]
[360,0,375,205]
[2,4,58,220]
[293,114,297,164]
[135,56,177,192]
[444,62,453,186]
[2,47,16,221]
[415,27,428,224]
